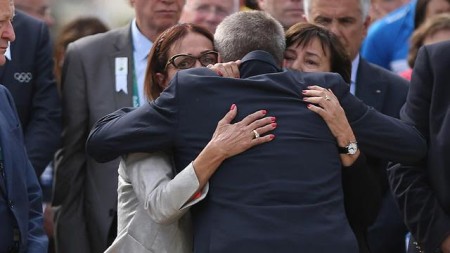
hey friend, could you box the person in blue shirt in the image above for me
[361,0,416,73]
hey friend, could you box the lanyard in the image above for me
[130,33,143,108]
[131,58,140,108]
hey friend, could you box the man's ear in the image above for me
[362,15,371,38]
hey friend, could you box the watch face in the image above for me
[348,142,358,155]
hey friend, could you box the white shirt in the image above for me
[350,54,360,95]
[131,19,153,105]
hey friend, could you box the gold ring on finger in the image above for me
[253,130,260,139]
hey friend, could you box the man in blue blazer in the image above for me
[0,10,61,178]
[86,11,425,253]
[388,41,450,253]
[0,0,47,251]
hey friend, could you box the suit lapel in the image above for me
[110,25,134,109]
[355,58,386,111]
[0,108,13,198]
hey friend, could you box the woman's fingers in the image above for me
[302,86,337,108]
[306,85,327,91]
[209,61,241,78]
[307,103,327,118]
[218,104,238,125]
[239,109,268,126]
[219,60,241,78]
[251,133,275,145]
[211,110,275,158]
[247,116,276,135]
[229,60,241,78]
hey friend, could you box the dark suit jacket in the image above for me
[388,41,450,253]
[355,58,409,193]
[356,58,408,119]
[355,58,409,253]
[0,11,61,177]
[87,51,425,253]
[0,85,47,252]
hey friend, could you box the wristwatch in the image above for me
[338,141,358,155]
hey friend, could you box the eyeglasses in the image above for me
[165,50,219,70]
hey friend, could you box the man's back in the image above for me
[175,67,358,252]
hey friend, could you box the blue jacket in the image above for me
[0,85,48,252]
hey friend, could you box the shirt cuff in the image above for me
[179,162,209,210]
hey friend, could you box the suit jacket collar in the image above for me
[240,50,283,78]
[111,24,134,108]
[355,58,386,111]
[113,25,133,53]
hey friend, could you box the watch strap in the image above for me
[338,145,349,154]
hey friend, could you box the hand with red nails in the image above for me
[193,104,276,187]
[302,85,359,166]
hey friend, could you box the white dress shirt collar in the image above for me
[131,19,153,105]
[131,19,152,62]
[350,54,360,95]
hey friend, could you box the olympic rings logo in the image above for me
[14,72,33,83]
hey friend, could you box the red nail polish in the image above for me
[261,110,267,115]
[307,104,311,108]
[302,90,307,94]
[230,104,236,110]
[271,117,276,122]
[269,134,275,139]
[272,123,277,128]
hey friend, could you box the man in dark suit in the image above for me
[0,12,60,250]
[303,0,410,252]
[388,41,450,253]
[0,0,47,251]
[86,11,425,253]
[0,86,47,253]
[0,10,60,180]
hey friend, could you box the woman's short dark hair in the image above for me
[144,23,214,100]
[285,22,351,83]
